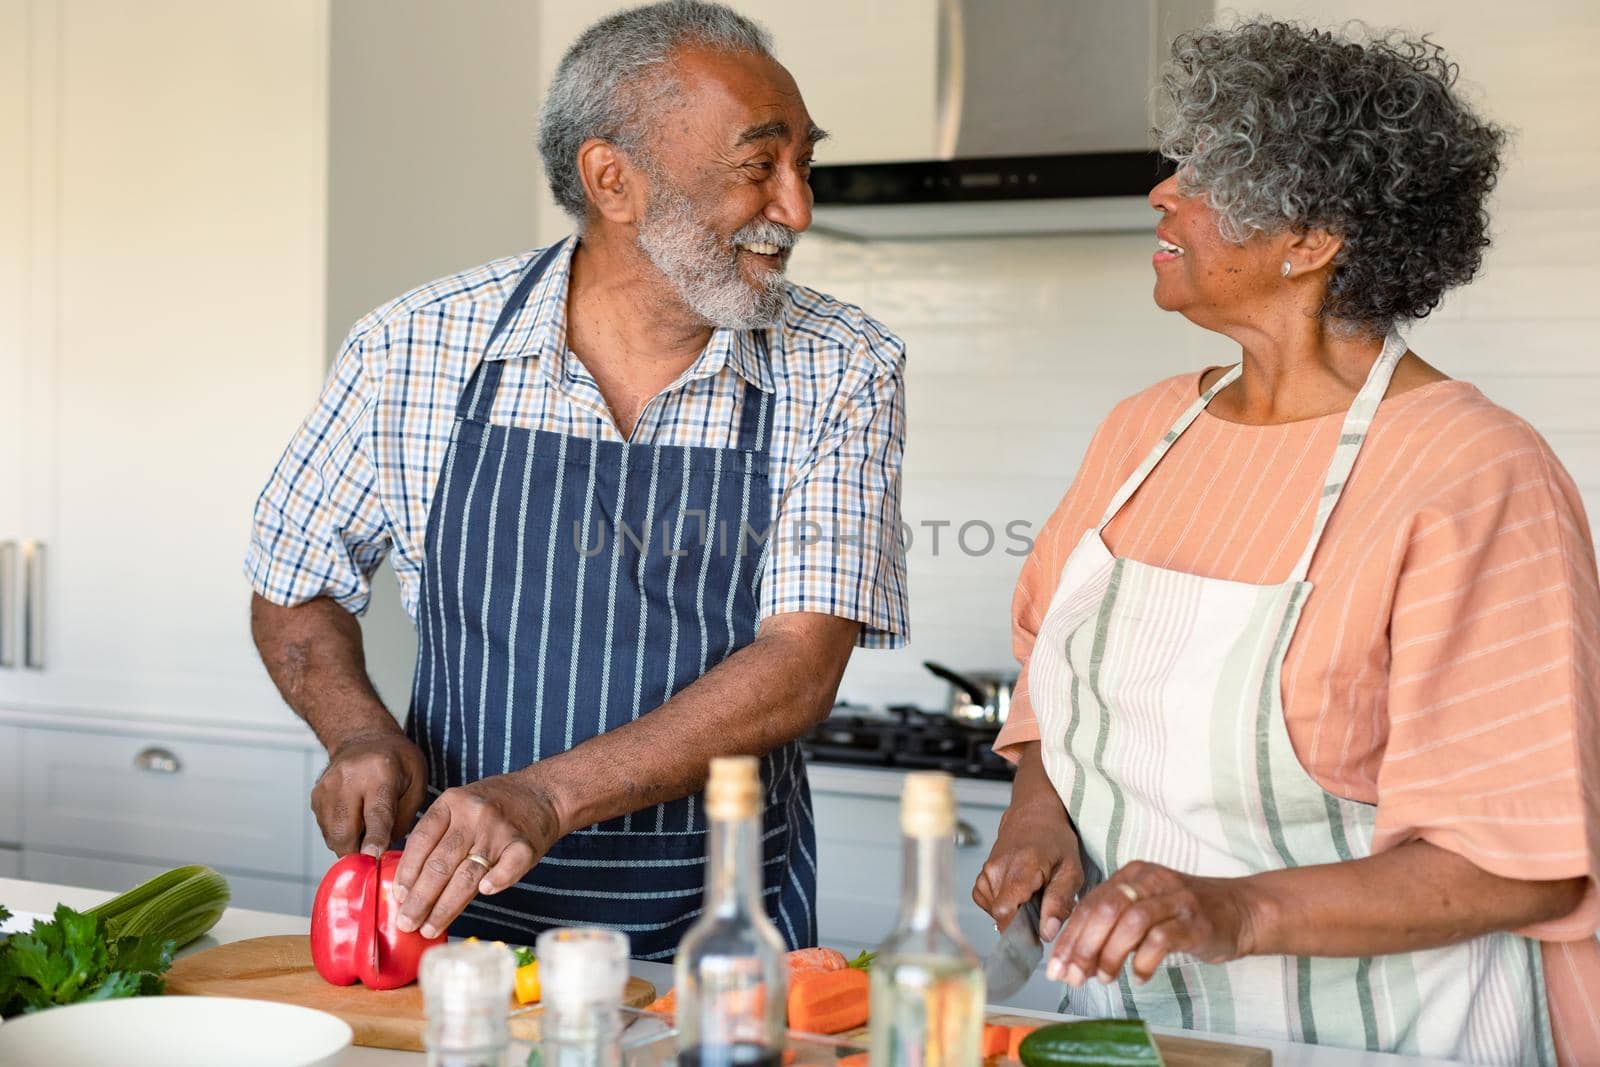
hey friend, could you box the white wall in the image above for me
[327,0,541,715]
[529,1,1600,711]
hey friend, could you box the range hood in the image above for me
[809,0,1210,240]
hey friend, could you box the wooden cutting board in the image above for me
[836,1013,1271,1066]
[165,935,657,1052]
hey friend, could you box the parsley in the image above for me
[0,903,176,1018]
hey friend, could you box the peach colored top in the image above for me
[994,370,1600,1062]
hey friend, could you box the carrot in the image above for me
[837,1054,870,1067]
[980,1024,1010,1060]
[787,967,870,1034]
[1006,1025,1038,1061]
[787,946,850,974]
[644,987,676,1018]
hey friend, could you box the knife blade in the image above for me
[983,896,1044,1001]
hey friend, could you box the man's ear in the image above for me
[1282,226,1343,276]
[576,139,646,226]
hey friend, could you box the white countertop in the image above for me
[0,877,1453,1067]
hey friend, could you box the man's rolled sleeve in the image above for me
[762,332,908,649]
[245,328,391,616]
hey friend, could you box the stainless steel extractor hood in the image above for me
[809,0,1211,240]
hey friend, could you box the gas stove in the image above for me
[800,705,1015,780]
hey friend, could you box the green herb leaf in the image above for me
[0,904,176,1018]
[512,945,535,968]
[845,950,876,971]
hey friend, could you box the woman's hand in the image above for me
[972,743,1083,942]
[390,771,564,938]
[1047,860,1263,985]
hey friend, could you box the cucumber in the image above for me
[1016,1019,1165,1067]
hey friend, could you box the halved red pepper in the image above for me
[310,850,444,989]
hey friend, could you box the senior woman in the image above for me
[975,20,1600,1065]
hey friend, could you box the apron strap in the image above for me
[733,331,774,454]
[457,241,570,423]
[1096,362,1242,530]
[1286,329,1408,582]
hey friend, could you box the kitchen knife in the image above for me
[983,896,1044,1001]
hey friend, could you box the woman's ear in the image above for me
[1282,226,1343,276]
[576,139,645,226]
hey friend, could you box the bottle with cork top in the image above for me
[869,771,985,1067]
[673,755,788,1067]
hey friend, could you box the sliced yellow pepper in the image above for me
[515,960,541,1005]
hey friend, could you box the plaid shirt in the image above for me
[246,237,909,648]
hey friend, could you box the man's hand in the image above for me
[391,772,563,938]
[1046,860,1259,986]
[971,742,1082,943]
[312,732,428,858]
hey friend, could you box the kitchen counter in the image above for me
[0,878,1453,1067]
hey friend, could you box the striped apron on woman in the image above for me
[406,243,818,959]
[1028,332,1555,1063]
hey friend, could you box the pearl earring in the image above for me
[1280,261,1292,278]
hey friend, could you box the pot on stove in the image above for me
[922,661,1016,725]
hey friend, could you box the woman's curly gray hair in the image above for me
[1156,20,1507,334]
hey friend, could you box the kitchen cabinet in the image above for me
[19,726,311,879]
[19,849,308,916]
[809,765,1061,1012]
[0,1,33,674]
[0,724,19,845]
[0,848,18,880]
[4,714,320,914]
[0,0,330,727]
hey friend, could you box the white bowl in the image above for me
[0,995,353,1066]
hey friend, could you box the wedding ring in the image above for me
[465,853,492,870]
[1116,883,1141,904]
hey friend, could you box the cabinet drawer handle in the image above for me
[134,747,182,774]
[21,541,43,670]
[954,819,981,849]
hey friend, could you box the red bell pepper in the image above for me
[310,850,444,990]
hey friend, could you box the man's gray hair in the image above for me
[539,0,774,221]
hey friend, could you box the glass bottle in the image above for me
[869,772,985,1067]
[421,940,517,1067]
[674,756,788,1067]
[538,927,631,1067]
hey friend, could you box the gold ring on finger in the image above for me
[1116,883,1141,904]
[464,853,492,870]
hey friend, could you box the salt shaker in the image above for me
[421,940,517,1067]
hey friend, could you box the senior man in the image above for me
[246,0,906,957]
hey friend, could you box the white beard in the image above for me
[636,178,794,330]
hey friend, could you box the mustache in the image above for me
[731,218,799,252]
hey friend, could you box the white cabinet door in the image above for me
[20,727,309,879]
[0,0,329,726]
[0,1,34,675]
[19,849,308,916]
[0,724,18,844]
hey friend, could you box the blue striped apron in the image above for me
[406,243,818,959]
